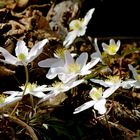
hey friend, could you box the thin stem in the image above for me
[30,93,35,111]
[22,65,29,97]
[104,113,113,138]
[10,65,29,116]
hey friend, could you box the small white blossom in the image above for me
[0,39,48,66]
[38,48,76,79]
[4,83,48,98]
[73,84,120,115]
[48,50,100,83]
[90,75,135,89]
[63,8,95,48]
[38,79,84,104]
[102,39,120,55]
[128,64,140,88]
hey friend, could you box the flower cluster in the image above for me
[0,7,138,119]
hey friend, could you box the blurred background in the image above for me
[81,0,140,37]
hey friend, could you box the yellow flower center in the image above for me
[27,83,37,91]
[54,47,65,58]
[105,75,120,84]
[0,94,6,104]
[106,44,118,55]
[67,63,81,73]
[89,88,102,101]
[70,19,84,31]
[17,53,26,61]
[52,81,64,90]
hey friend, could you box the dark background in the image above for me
[81,0,140,37]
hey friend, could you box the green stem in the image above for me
[23,66,35,111]
[22,65,29,97]
[10,65,29,116]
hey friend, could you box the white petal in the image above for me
[110,39,115,45]
[103,83,120,98]
[128,64,138,80]
[83,8,95,25]
[76,52,88,68]
[15,40,28,58]
[58,73,78,83]
[92,38,105,65]
[46,68,58,79]
[102,43,108,50]
[90,79,109,87]
[85,58,100,69]
[32,91,46,98]
[80,58,100,75]
[91,52,100,60]
[94,98,106,114]
[0,47,18,65]
[0,96,21,109]
[132,81,140,88]
[117,40,121,47]
[121,80,136,89]
[27,39,48,63]
[64,50,74,66]
[51,59,64,67]
[73,100,95,114]
[38,58,58,67]
[63,31,77,47]
[65,79,84,89]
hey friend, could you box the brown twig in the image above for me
[99,118,136,138]
[5,115,38,140]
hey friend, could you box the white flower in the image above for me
[128,64,140,88]
[38,79,84,104]
[73,84,120,115]
[49,50,100,83]
[102,39,120,55]
[0,94,21,109]
[0,39,48,66]
[4,83,48,98]
[38,48,76,79]
[90,75,135,89]
[63,8,95,48]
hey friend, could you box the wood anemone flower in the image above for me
[0,39,48,66]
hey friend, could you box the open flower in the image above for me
[38,79,84,104]
[128,64,140,88]
[63,8,95,48]
[0,39,48,66]
[38,48,76,79]
[48,50,100,83]
[0,94,21,109]
[73,84,120,114]
[102,39,120,55]
[4,82,48,98]
[90,75,135,89]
